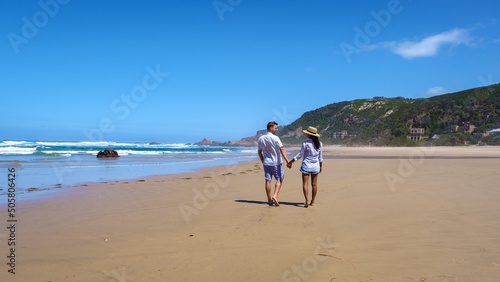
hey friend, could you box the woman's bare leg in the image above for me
[310,173,318,206]
[302,173,309,207]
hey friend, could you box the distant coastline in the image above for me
[194,129,267,147]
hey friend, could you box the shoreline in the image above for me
[9,145,500,205]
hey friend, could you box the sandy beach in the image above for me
[1,146,500,281]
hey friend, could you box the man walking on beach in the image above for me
[258,121,291,206]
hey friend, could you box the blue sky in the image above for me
[1,0,499,143]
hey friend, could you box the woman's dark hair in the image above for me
[310,135,320,150]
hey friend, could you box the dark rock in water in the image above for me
[149,142,160,145]
[97,148,120,158]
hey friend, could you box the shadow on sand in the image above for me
[235,199,303,207]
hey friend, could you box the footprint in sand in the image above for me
[451,258,466,264]
[486,262,499,269]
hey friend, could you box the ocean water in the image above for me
[0,140,258,201]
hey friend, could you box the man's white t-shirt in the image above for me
[258,132,283,166]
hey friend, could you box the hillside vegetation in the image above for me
[278,83,500,146]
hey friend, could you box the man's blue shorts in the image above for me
[264,164,284,181]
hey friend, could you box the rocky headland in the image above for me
[195,129,267,147]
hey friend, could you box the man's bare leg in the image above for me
[265,180,273,206]
[272,179,282,206]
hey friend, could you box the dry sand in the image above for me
[1,146,500,281]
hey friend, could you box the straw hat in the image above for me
[303,126,320,137]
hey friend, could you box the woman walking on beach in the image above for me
[288,126,323,207]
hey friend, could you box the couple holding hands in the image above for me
[257,122,323,208]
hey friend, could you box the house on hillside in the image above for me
[473,132,487,139]
[332,130,348,139]
[450,122,475,133]
[332,130,356,139]
[472,129,500,139]
[487,128,500,137]
[407,127,425,141]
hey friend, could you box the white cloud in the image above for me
[381,28,474,59]
[417,86,452,98]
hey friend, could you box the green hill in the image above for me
[278,83,500,146]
